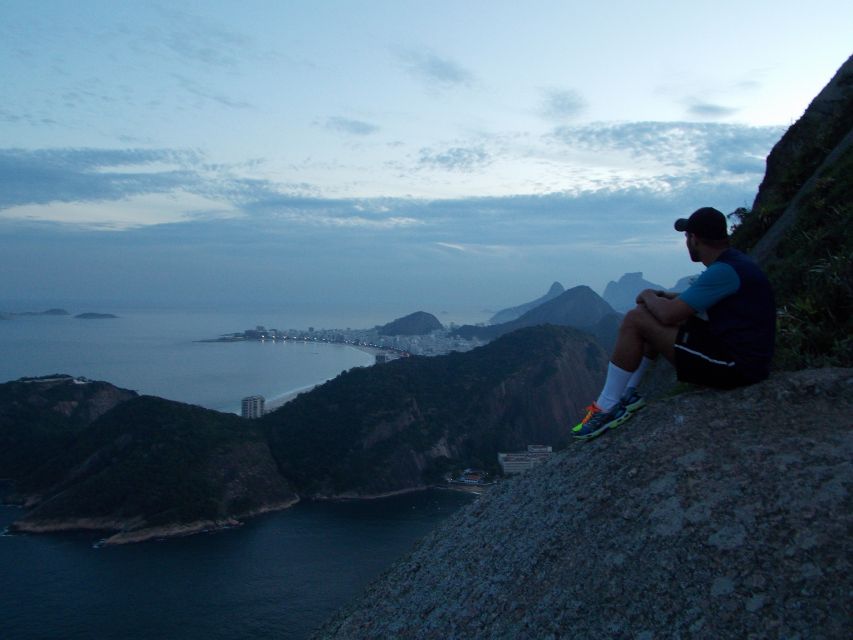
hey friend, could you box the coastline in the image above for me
[262,343,382,412]
[6,497,301,546]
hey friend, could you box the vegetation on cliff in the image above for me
[731,54,853,369]
[3,385,295,540]
[263,324,606,497]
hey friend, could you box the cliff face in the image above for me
[317,368,853,639]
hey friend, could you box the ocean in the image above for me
[0,308,476,639]
[0,308,376,414]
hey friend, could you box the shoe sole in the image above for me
[608,399,645,431]
[573,411,631,440]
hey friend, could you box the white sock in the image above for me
[626,356,653,390]
[596,362,633,411]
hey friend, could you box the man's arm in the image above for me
[635,289,695,325]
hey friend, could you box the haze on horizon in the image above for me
[1,1,851,327]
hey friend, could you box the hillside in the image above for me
[731,54,853,369]
[2,381,296,544]
[263,324,607,497]
[453,285,620,350]
[377,311,443,336]
[0,375,136,481]
[317,368,852,639]
[489,281,564,325]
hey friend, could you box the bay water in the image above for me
[0,308,475,639]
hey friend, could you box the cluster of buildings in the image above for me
[497,445,553,475]
[217,325,482,358]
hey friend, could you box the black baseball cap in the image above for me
[674,207,728,240]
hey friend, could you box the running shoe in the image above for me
[573,404,631,440]
[619,386,646,415]
[571,403,602,434]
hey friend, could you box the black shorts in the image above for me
[673,317,750,389]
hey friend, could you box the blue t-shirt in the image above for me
[678,262,740,312]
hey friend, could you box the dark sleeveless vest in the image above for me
[707,249,776,382]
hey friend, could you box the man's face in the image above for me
[685,232,701,262]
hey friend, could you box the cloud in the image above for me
[171,74,253,109]
[0,148,206,209]
[147,6,253,69]
[541,88,586,120]
[324,117,380,136]
[549,121,783,177]
[687,101,739,119]
[418,146,491,172]
[397,48,474,88]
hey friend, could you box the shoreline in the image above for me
[6,497,302,546]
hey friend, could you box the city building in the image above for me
[241,395,265,419]
[497,445,553,474]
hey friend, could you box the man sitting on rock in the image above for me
[573,206,776,440]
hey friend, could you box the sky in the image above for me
[1,1,851,326]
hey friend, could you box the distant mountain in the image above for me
[75,312,118,319]
[489,282,564,325]
[453,285,620,350]
[670,274,698,292]
[602,272,665,312]
[1,308,70,317]
[378,311,443,336]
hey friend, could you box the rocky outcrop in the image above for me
[602,272,665,312]
[489,282,565,325]
[317,368,852,639]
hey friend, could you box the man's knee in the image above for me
[622,304,656,330]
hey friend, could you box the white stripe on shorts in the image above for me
[674,343,736,367]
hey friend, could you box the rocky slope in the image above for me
[317,368,852,639]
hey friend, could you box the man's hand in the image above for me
[635,289,677,304]
[634,289,694,325]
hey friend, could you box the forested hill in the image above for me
[262,324,606,497]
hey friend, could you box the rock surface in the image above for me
[317,368,852,639]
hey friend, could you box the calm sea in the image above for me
[0,309,475,639]
[0,308,375,413]
[0,491,473,639]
